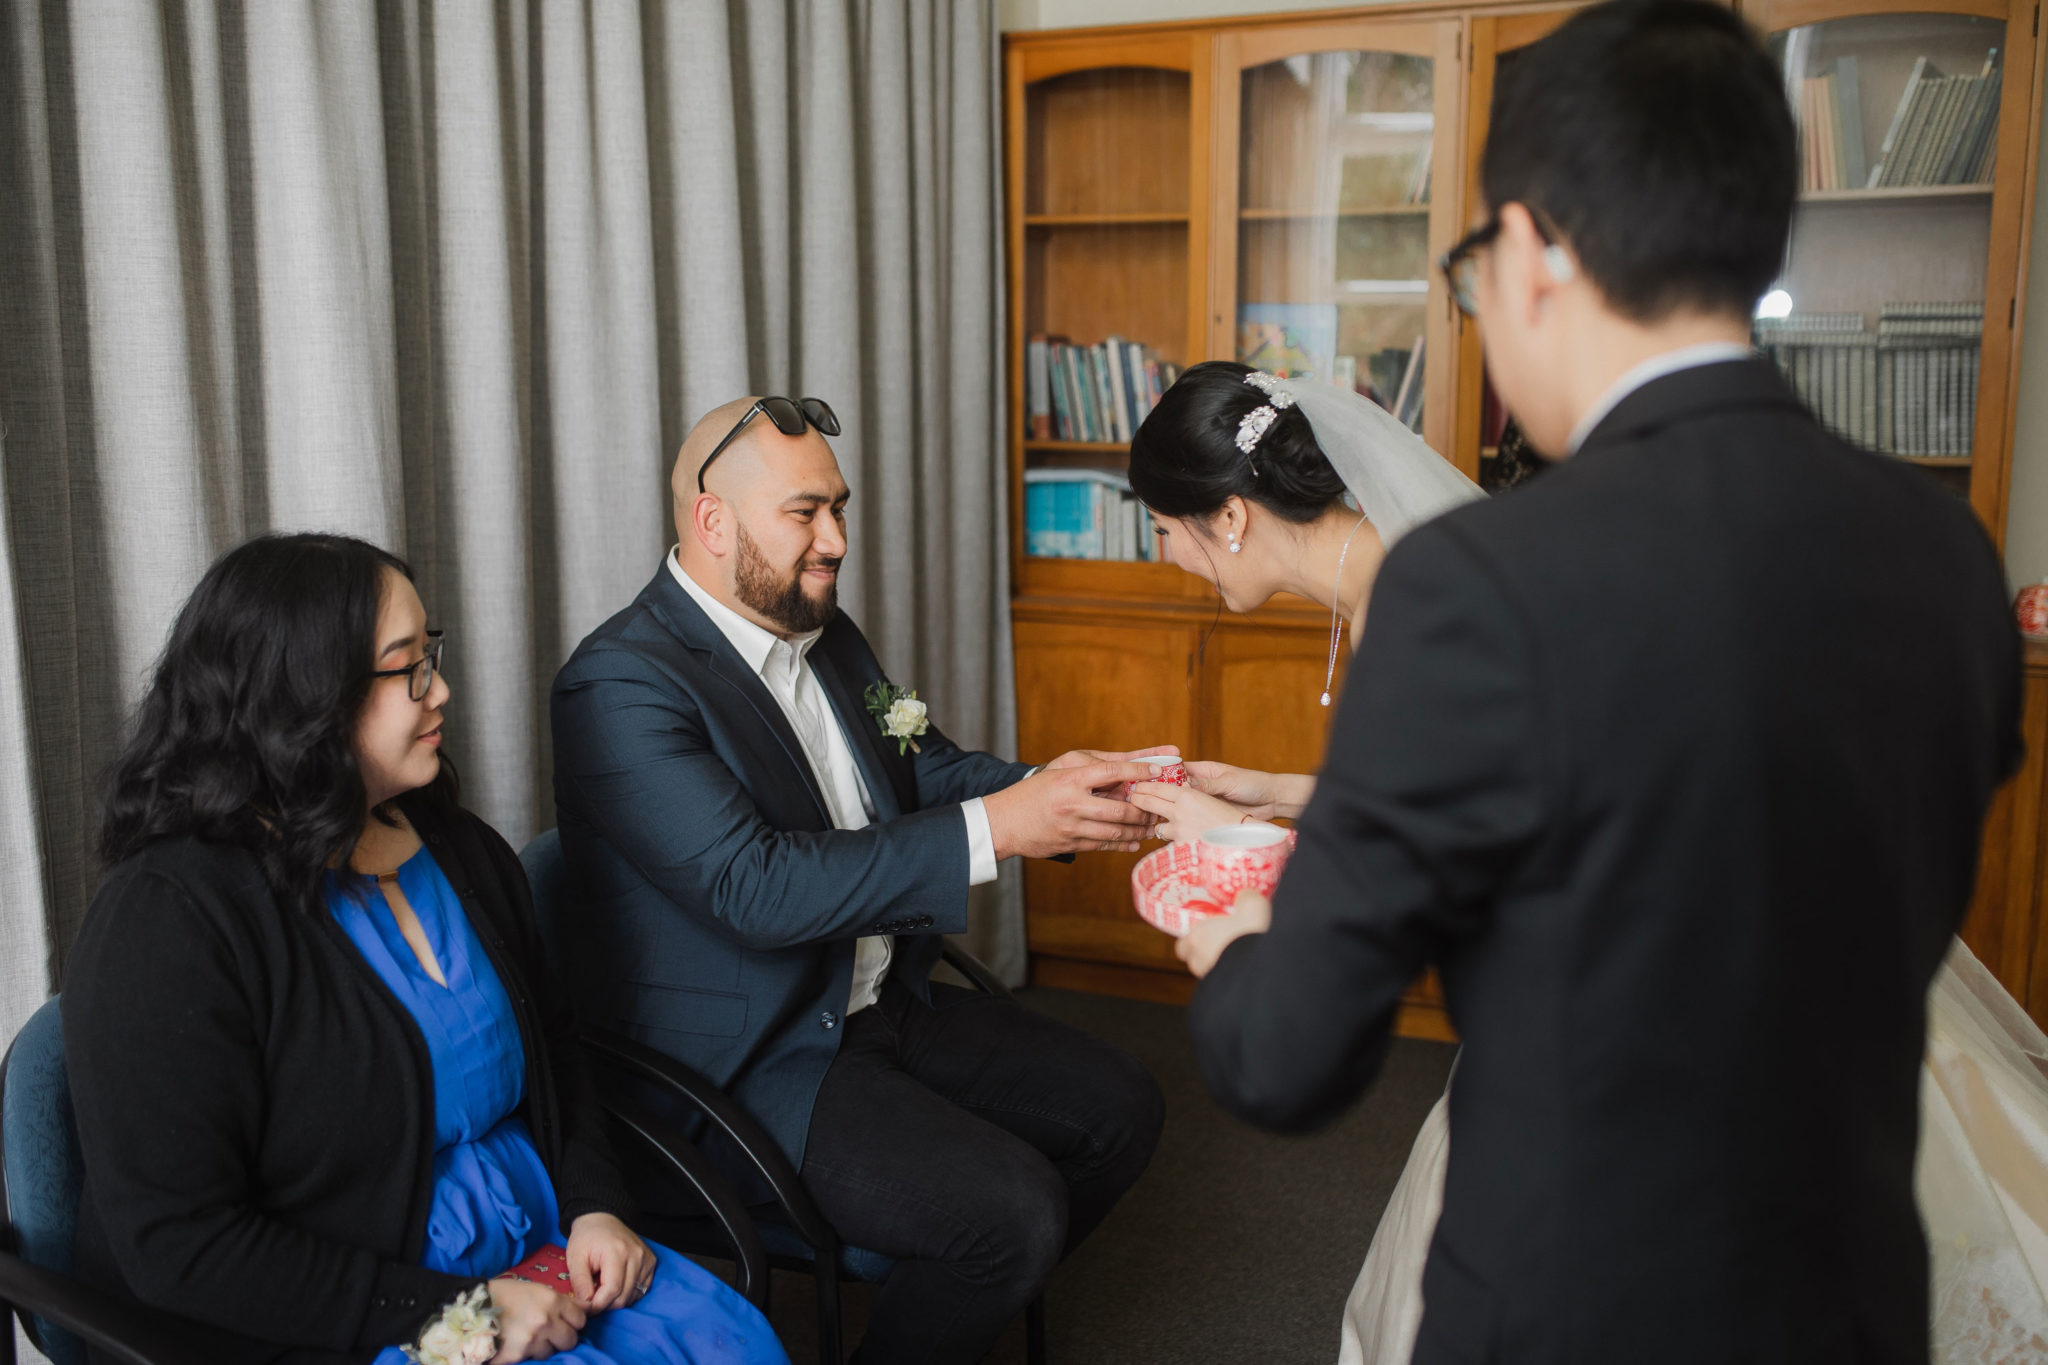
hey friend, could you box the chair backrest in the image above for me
[518,828,568,967]
[2,995,86,1365]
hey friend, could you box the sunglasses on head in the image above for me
[697,396,842,492]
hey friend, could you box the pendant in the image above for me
[1320,692,1332,707]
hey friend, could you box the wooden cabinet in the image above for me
[1743,0,2042,526]
[1005,1,2045,1040]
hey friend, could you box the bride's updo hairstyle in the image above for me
[1128,360,1348,526]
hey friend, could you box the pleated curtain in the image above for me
[0,0,1018,1066]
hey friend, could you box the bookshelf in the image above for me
[1004,0,2045,1034]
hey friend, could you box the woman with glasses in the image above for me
[62,533,788,1365]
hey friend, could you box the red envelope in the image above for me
[499,1244,575,1296]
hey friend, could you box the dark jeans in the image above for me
[801,975,1164,1365]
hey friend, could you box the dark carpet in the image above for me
[749,985,1457,1365]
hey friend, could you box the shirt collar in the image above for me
[1565,341,1756,454]
[666,548,822,678]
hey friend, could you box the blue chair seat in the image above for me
[4,996,85,1365]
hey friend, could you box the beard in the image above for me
[735,522,839,635]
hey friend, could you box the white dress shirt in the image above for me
[667,551,998,1013]
[1566,341,1756,453]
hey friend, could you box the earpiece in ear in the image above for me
[1543,243,1576,284]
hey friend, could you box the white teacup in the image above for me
[1195,822,1291,903]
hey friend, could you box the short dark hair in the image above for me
[100,532,457,913]
[1128,360,1348,524]
[1482,0,1796,322]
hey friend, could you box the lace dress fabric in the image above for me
[1337,940,2048,1364]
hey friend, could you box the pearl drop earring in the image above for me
[1228,537,1241,554]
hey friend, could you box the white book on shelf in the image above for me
[1103,338,1132,445]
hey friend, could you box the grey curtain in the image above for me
[0,0,1019,1063]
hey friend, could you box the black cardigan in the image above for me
[62,798,633,1365]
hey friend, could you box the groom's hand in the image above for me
[1042,744,1179,774]
[986,761,1160,859]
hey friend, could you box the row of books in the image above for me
[1022,469,1160,562]
[1754,304,1982,457]
[1025,335,1183,445]
[1867,53,2001,189]
[1796,59,1872,191]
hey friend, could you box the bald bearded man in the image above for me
[551,396,1166,1364]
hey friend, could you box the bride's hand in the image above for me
[1176,888,1273,978]
[1184,762,1282,820]
[1128,783,1256,844]
[1185,762,1314,822]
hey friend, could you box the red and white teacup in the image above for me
[1117,754,1188,801]
[1196,822,1292,903]
[2017,582,2048,639]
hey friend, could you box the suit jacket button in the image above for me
[919,916,933,928]
[821,1011,838,1029]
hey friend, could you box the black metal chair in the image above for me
[1,980,766,1365]
[519,829,1048,1365]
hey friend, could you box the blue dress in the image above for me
[327,848,788,1365]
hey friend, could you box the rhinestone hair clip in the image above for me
[1235,371,1297,462]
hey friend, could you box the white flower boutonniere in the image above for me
[864,680,929,755]
[403,1286,499,1365]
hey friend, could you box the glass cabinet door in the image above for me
[1455,10,1575,488]
[1217,22,1462,457]
[1760,8,2024,508]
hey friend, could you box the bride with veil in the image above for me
[1121,360,2048,1364]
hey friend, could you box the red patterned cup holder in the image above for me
[1131,828,1297,937]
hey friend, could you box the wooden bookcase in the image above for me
[1004,0,2048,1038]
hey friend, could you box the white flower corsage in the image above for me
[864,681,929,755]
[403,1285,499,1365]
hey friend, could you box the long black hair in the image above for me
[100,532,457,912]
[1128,361,1348,525]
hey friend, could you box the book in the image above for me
[1833,57,1868,191]
[1095,345,1119,442]
[1237,303,1339,381]
[1817,73,1841,189]
[1932,63,1989,184]
[1918,75,1972,184]
[1026,335,1052,440]
[1800,78,1823,190]
[1887,71,1948,187]
[1871,57,1933,187]
[1949,60,1998,181]
[1393,335,1426,432]
[1103,337,1133,445]
[1024,469,1126,559]
[1064,347,1097,444]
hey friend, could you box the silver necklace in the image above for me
[1322,514,1369,706]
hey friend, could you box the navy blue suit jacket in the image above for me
[550,566,1031,1173]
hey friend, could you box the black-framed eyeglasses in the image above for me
[696,396,842,492]
[370,631,444,702]
[1438,209,1560,319]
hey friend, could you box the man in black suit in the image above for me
[1179,3,2023,1361]
[552,396,1164,1364]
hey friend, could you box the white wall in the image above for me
[1000,0,2048,589]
